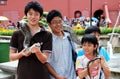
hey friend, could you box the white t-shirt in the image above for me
[76,55,103,79]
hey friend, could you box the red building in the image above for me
[0,0,120,26]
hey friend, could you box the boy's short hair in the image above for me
[81,34,99,56]
[24,1,43,16]
[46,10,62,23]
[81,34,98,46]
[85,26,101,34]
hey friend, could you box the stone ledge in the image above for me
[0,61,18,74]
[0,36,11,40]
[110,68,120,73]
[0,70,15,79]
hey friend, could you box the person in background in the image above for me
[46,10,76,79]
[93,9,106,27]
[76,34,110,79]
[0,21,4,29]
[7,20,15,29]
[71,10,85,27]
[77,26,110,62]
[9,1,52,79]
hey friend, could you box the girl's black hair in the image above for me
[74,10,82,18]
[81,34,99,56]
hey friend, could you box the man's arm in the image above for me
[45,62,66,79]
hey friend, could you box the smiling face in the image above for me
[48,16,63,35]
[26,8,41,26]
[82,42,97,55]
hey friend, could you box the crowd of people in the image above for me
[9,1,111,79]
[0,20,16,30]
[64,9,108,29]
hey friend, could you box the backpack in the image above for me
[67,36,77,67]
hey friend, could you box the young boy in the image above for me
[77,26,110,62]
[76,34,110,79]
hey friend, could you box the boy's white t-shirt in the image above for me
[76,55,103,79]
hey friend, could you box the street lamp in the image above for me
[90,0,92,26]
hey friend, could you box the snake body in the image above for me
[17,20,32,48]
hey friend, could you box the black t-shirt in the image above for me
[10,27,52,79]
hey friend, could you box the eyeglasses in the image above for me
[51,20,62,25]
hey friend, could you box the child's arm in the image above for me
[76,56,91,79]
[77,68,88,79]
[77,58,101,78]
[100,56,111,79]
[76,56,88,79]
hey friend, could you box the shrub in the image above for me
[0,28,15,36]
[74,27,120,35]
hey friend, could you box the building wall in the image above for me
[0,0,120,26]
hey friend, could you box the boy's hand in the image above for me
[89,58,101,68]
[100,56,107,67]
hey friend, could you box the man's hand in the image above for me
[55,75,67,79]
[29,43,41,53]
[20,48,31,57]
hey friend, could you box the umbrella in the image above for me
[0,16,9,21]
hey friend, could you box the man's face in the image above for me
[48,17,63,34]
[26,8,41,26]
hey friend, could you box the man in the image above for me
[46,10,76,79]
[9,1,52,79]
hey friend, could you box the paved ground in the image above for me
[108,53,120,69]
[0,52,120,79]
[108,53,120,79]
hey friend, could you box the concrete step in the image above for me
[108,53,120,79]
[0,70,15,79]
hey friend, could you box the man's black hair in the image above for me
[46,10,62,23]
[93,9,103,19]
[85,26,101,34]
[24,1,43,16]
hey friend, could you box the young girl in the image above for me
[76,34,110,79]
